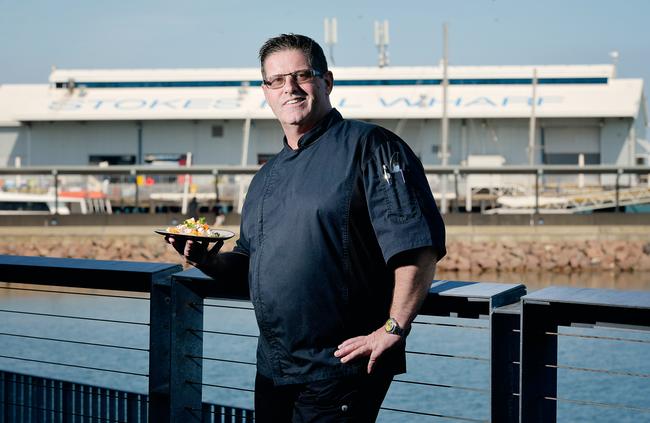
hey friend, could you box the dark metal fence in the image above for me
[0,371,148,423]
[0,254,648,422]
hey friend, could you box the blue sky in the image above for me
[0,0,648,93]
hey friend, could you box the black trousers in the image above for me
[254,372,393,423]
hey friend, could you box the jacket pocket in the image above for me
[381,169,420,223]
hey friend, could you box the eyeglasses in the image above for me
[262,69,323,89]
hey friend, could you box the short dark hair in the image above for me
[258,34,328,78]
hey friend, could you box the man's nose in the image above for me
[283,75,303,93]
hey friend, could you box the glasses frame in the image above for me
[262,69,323,90]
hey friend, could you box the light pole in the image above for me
[609,50,619,78]
[440,23,449,214]
[324,18,337,66]
[374,20,389,68]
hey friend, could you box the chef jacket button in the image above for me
[341,404,349,412]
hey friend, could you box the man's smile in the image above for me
[284,97,306,106]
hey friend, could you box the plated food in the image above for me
[155,217,235,242]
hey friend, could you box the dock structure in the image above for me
[1,164,650,217]
[0,255,649,422]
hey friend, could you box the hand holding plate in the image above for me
[166,235,224,267]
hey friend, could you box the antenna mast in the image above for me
[374,20,389,68]
[324,17,338,66]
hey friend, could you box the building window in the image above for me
[89,155,136,165]
[543,127,600,165]
[212,125,224,138]
[144,153,187,165]
[545,153,600,165]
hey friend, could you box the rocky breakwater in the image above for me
[0,235,238,267]
[437,240,650,273]
[2,233,650,274]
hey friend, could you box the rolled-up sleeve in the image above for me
[362,128,447,264]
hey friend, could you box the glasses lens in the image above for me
[268,76,285,89]
[264,70,319,89]
[294,70,314,83]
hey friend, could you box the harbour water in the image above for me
[1,276,649,422]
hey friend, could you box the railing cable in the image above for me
[0,354,148,378]
[406,349,489,362]
[186,380,255,393]
[193,328,258,338]
[545,363,650,379]
[0,285,149,300]
[201,302,254,311]
[545,330,650,344]
[380,406,487,422]
[0,332,149,352]
[0,331,148,352]
[412,320,488,330]
[0,308,149,326]
[393,378,489,394]
[187,355,255,366]
[544,396,650,413]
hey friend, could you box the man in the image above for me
[167,33,446,422]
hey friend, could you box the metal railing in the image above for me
[520,287,650,422]
[1,165,650,215]
[0,254,649,422]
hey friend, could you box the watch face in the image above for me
[385,319,396,333]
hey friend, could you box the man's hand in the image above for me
[334,327,403,374]
[165,236,223,267]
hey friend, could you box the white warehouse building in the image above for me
[0,64,646,170]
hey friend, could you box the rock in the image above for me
[617,255,639,271]
[436,257,454,271]
[476,256,498,271]
[585,247,605,261]
[637,255,650,271]
[525,255,540,270]
[456,256,471,271]
[600,255,616,270]
[615,250,628,263]
[554,254,570,268]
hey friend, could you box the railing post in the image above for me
[52,169,59,216]
[169,278,204,421]
[453,168,460,213]
[615,168,622,212]
[149,273,204,422]
[61,381,73,423]
[491,304,521,423]
[213,169,220,206]
[129,168,139,213]
[149,277,172,422]
[520,302,558,422]
[535,169,541,215]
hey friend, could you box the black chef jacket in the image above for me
[233,109,446,385]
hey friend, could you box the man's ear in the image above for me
[324,71,334,94]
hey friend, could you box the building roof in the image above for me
[0,64,644,124]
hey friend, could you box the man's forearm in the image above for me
[389,247,438,333]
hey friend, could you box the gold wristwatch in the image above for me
[384,317,405,337]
